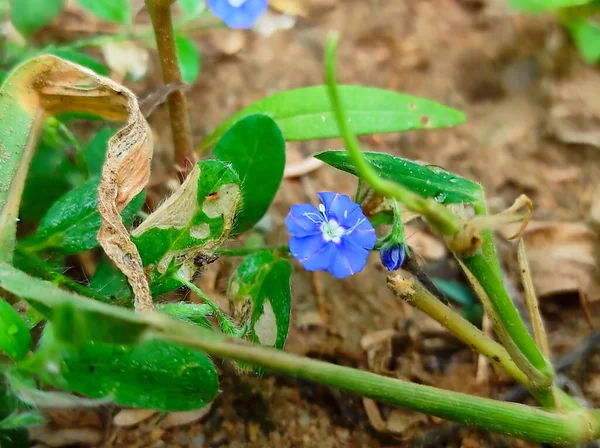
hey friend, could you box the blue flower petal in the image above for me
[342,206,376,249]
[317,192,360,223]
[285,204,323,237]
[289,235,334,272]
[207,0,268,29]
[329,238,370,279]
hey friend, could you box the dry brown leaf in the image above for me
[159,403,213,429]
[269,0,310,17]
[500,221,599,300]
[29,427,103,447]
[113,409,157,427]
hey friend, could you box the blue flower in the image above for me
[379,242,405,272]
[286,192,376,279]
[207,0,268,29]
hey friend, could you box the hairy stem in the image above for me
[157,317,600,445]
[324,35,461,236]
[145,0,195,174]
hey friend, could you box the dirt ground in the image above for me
[27,0,600,446]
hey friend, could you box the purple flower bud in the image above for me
[379,242,405,272]
[207,0,268,29]
[285,192,376,279]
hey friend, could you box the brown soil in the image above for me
[27,0,600,446]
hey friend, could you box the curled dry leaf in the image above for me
[500,221,599,300]
[113,409,157,427]
[159,403,213,429]
[0,55,153,311]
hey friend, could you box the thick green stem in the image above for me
[324,36,462,237]
[145,0,195,174]
[216,245,290,257]
[157,318,600,444]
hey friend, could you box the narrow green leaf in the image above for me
[213,114,285,233]
[176,35,201,84]
[84,127,117,177]
[21,178,145,254]
[566,18,600,63]
[10,0,65,36]
[77,0,131,24]
[48,339,218,411]
[47,49,108,76]
[0,411,45,430]
[202,86,466,149]
[229,252,292,349]
[0,298,31,360]
[132,160,241,296]
[507,0,591,12]
[0,263,151,345]
[315,150,483,204]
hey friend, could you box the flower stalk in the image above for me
[145,0,195,175]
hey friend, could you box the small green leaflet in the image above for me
[566,19,600,63]
[178,0,205,16]
[44,339,218,411]
[507,0,591,11]
[315,150,483,204]
[176,35,201,84]
[0,298,31,360]
[77,0,131,24]
[228,251,292,350]
[201,85,466,149]
[131,160,241,296]
[89,257,132,302]
[213,114,285,234]
[20,178,144,255]
[10,0,65,36]
[157,302,213,330]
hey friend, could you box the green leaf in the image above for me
[0,298,31,360]
[179,0,205,16]
[0,263,151,345]
[176,35,201,84]
[202,86,466,149]
[315,150,483,204]
[432,278,483,327]
[84,127,117,177]
[228,252,292,349]
[19,126,80,222]
[132,160,241,296]
[0,411,45,430]
[47,49,108,76]
[157,302,212,329]
[567,18,600,63]
[47,339,218,411]
[77,0,131,24]
[89,257,132,302]
[507,0,591,11]
[21,178,145,254]
[10,0,65,36]
[213,115,285,233]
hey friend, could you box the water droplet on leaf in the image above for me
[434,191,447,203]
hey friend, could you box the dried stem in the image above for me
[145,0,195,175]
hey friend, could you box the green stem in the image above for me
[145,0,195,174]
[14,248,111,303]
[216,245,289,257]
[157,318,600,445]
[324,36,462,237]
[172,274,240,336]
[469,201,553,383]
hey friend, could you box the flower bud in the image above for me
[379,242,406,272]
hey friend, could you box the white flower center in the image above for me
[320,219,345,244]
[228,0,248,7]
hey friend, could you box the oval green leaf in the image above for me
[229,252,291,349]
[507,0,590,12]
[21,178,145,254]
[11,0,65,36]
[0,298,31,360]
[77,0,131,24]
[202,86,466,149]
[176,35,201,84]
[315,150,483,204]
[48,339,218,411]
[213,114,285,233]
